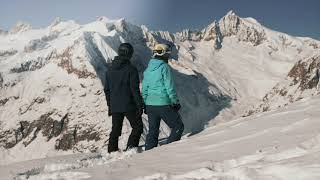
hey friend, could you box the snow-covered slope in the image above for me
[1,10,320,164]
[1,95,320,180]
[245,54,320,115]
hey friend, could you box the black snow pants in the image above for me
[108,111,143,153]
[145,105,184,151]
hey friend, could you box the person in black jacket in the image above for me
[104,43,144,153]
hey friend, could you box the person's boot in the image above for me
[167,122,184,144]
[108,136,119,153]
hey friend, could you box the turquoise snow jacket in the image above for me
[142,58,179,105]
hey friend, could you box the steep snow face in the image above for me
[245,54,320,115]
[1,11,320,164]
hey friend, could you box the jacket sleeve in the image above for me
[142,72,148,104]
[129,67,144,108]
[104,72,111,107]
[162,64,179,104]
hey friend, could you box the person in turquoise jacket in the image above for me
[142,43,184,150]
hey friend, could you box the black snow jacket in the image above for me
[104,56,143,113]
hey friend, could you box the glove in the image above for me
[136,107,143,118]
[170,103,181,111]
[143,103,147,114]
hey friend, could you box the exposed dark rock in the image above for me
[19,121,32,138]
[1,107,101,150]
[238,27,266,46]
[57,47,96,79]
[1,112,70,148]
[242,109,255,117]
[80,83,86,88]
[288,56,320,91]
[10,50,55,73]
[0,98,9,106]
[76,128,101,142]
[10,58,47,73]
[0,49,18,57]
[279,88,288,96]
[19,97,46,115]
[0,130,16,148]
[279,35,292,48]
[262,106,269,112]
[55,126,101,151]
[55,132,76,151]
[24,39,48,53]
[40,31,59,42]
[94,90,102,95]
[22,127,40,147]
[0,96,19,106]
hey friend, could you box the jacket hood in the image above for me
[147,59,165,71]
[111,56,130,70]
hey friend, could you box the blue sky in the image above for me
[1,0,319,39]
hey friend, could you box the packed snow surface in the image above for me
[1,95,320,180]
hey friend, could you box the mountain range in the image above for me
[0,10,319,165]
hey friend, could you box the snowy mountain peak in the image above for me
[113,18,129,32]
[175,10,269,47]
[10,21,32,33]
[49,17,62,27]
[224,10,238,19]
[174,20,222,48]
[219,10,240,27]
[1,13,320,164]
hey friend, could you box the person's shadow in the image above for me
[84,30,232,144]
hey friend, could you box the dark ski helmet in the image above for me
[118,43,134,58]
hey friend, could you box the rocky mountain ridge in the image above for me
[0,10,319,164]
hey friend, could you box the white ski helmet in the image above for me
[152,43,172,58]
